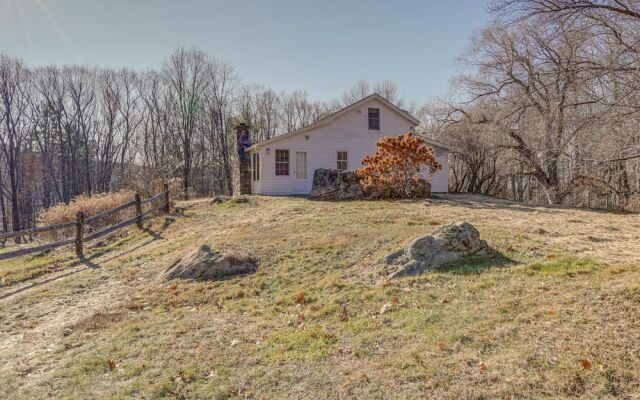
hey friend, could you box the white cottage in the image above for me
[240,93,449,196]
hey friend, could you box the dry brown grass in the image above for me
[37,191,136,237]
[126,176,182,199]
[623,194,640,213]
[1,194,639,399]
[428,193,640,265]
[35,187,173,241]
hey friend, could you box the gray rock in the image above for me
[309,168,364,200]
[163,245,257,281]
[210,195,230,204]
[383,248,405,264]
[210,195,249,205]
[382,221,489,279]
[430,222,487,254]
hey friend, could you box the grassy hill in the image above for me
[1,194,639,399]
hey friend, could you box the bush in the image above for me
[125,175,182,200]
[37,191,136,239]
[623,194,640,213]
[356,132,442,198]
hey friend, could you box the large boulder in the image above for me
[163,245,257,281]
[381,221,489,278]
[309,168,364,200]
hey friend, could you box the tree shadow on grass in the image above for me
[437,251,517,275]
[431,193,622,216]
[89,224,168,264]
[85,216,174,263]
[0,218,175,300]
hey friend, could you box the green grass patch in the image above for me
[527,257,601,275]
[438,252,516,275]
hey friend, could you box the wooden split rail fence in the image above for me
[0,184,171,261]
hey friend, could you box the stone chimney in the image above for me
[234,123,252,195]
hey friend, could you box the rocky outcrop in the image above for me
[210,195,249,205]
[309,168,364,200]
[162,245,257,281]
[381,221,489,278]
[210,195,230,204]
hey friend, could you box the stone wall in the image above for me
[309,168,364,200]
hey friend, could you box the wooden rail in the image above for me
[85,200,137,224]
[0,221,76,241]
[0,183,170,261]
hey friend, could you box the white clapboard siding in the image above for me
[249,97,449,195]
[418,147,449,193]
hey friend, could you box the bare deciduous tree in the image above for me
[0,55,30,237]
[162,48,210,199]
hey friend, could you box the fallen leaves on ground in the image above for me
[579,359,592,370]
[294,291,305,304]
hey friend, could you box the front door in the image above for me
[296,151,307,179]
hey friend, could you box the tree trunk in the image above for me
[9,165,21,242]
[0,185,8,233]
[182,139,191,200]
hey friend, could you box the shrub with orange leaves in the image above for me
[356,132,442,198]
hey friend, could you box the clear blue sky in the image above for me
[0,0,490,103]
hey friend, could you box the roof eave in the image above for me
[416,135,451,151]
[245,119,333,152]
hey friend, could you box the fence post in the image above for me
[75,212,84,258]
[163,183,170,213]
[135,193,143,228]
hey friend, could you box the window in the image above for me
[252,152,260,181]
[275,149,289,176]
[337,151,348,171]
[296,152,307,179]
[368,108,380,130]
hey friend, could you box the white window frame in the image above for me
[337,151,348,171]
[368,108,380,130]
[275,149,289,176]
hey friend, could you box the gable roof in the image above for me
[415,135,451,151]
[246,93,420,151]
